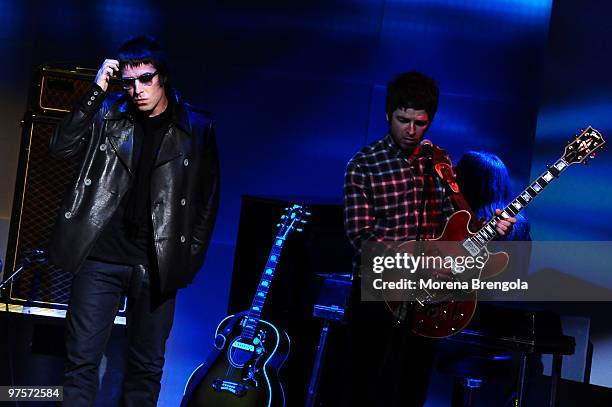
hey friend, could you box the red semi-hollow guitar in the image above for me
[384,126,605,338]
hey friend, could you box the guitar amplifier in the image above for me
[5,114,76,310]
[2,66,125,322]
[29,66,122,116]
[230,195,354,405]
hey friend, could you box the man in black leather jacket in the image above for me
[48,35,219,406]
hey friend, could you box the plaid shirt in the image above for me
[344,134,455,267]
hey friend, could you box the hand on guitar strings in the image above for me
[494,208,516,236]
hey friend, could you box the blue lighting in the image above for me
[536,101,612,139]
[0,0,23,38]
[94,0,159,42]
[407,0,550,15]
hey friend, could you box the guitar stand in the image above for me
[304,274,351,407]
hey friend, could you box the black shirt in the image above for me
[89,103,172,265]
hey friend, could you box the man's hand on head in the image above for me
[95,59,119,92]
[494,208,516,237]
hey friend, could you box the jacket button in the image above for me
[87,101,92,106]
[99,144,107,151]
[84,178,91,186]
[94,91,99,96]
[64,211,72,219]
[90,96,95,101]
[180,235,186,243]
[180,198,186,206]
[183,158,189,167]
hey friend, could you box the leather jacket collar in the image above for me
[103,86,192,135]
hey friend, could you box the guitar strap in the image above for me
[431,145,481,230]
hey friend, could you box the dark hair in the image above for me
[455,151,529,240]
[117,35,168,81]
[386,71,439,121]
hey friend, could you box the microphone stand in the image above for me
[397,141,433,323]
[0,250,44,407]
[0,250,46,291]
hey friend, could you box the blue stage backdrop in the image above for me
[529,0,612,389]
[162,1,553,400]
[0,0,562,405]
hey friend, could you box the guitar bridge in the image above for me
[212,378,248,397]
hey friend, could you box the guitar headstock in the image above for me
[276,204,311,239]
[563,126,605,165]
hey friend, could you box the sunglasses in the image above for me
[120,71,159,90]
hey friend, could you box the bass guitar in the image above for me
[181,204,310,407]
[384,126,605,338]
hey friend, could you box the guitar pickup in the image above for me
[232,341,255,352]
[461,239,481,256]
[211,378,248,397]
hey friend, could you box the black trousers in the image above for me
[63,259,176,407]
[346,290,437,407]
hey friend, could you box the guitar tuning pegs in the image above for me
[305,211,312,216]
[300,219,307,223]
[296,228,303,232]
[590,153,597,159]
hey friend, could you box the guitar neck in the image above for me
[468,157,570,248]
[235,204,309,341]
[241,236,286,340]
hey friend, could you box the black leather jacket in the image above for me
[48,84,219,293]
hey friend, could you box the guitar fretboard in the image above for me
[237,205,308,341]
[241,237,285,341]
[464,157,570,252]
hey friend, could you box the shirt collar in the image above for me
[383,133,422,163]
[104,87,192,136]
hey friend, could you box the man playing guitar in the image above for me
[342,71,515,407]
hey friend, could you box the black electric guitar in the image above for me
[384,126,605,338]
[181,204,310,407]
